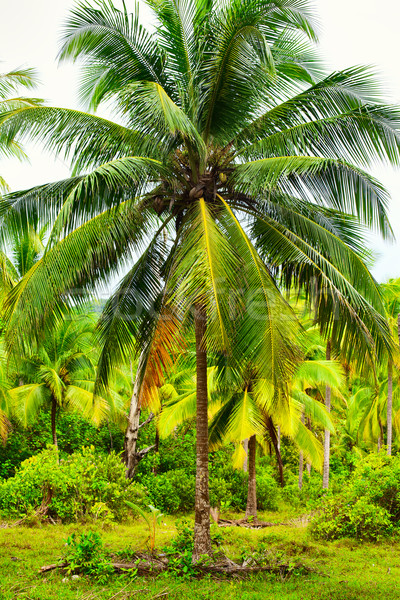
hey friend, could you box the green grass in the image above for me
[2,512,400,599]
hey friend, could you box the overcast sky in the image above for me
[2,0,400,282]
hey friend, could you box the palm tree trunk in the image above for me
[397,312,400,362]
[387,358,393,456]
[245,434,257,518]
[323,340,331,489]
[298,412,304,490]
[274,425,284,487]
[378,417,384,452]
[51,396,58,448]
[306,417,312,476]
[192,304,212,561]
[298,450,304,490]
[243,438,249,472]
[265,416,284,486]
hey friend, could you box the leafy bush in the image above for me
[141,463,280,514]
[0,446,145,522]
[64,531,114,582]
[141,470,191,513]
[350,453,400,522]
[310,453,400,541]
[138,425,196,476]
[310,495,392,541]
[282,471,324,508]
[0,411,124,478]
[210,465,280,512]
[256,471,280,511]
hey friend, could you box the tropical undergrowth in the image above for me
[311,453,400,541]
[0,446,145,523]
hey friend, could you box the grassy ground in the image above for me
[2,511,400,599]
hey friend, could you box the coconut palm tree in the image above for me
[209,361,340,517]
[381,278,400,454]
[0,218,48,440]
[7,314,110,446]
[352,362,400,453]
[0,344,11,442]
[0,221,47,303]
[0,0,399,558]
[160,355,342,518]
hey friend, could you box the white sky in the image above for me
[1,0,400,282]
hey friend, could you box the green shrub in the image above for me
[141,471,184,513]
[140,463,280,514]
[350,453,400,522]
[310,453,400,541]
[282,471,324,508]
[64,531,114,582]
[0,411,124,478]
[0,446,145,522]
[256,471,280,511]
[210,466,280,512]
[310,495,392,541]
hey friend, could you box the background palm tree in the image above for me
[0,0,399,558]
[0,218,47,441]
[381,278,400,454]
[0,221,46,302]
[8,314,109,446]
[159,353,342,518]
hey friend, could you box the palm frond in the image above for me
[3,203,151,355]
[249,211,393,367]
[9,383,50,427]
[0,105,167,174]
[232,156,391,235]
[59,0,164,108]
[216,195,300,383]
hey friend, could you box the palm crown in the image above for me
[0,0,400,557]
[7,314,108,447]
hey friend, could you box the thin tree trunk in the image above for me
[124,354,155,478]
[51,396,58,448]
[243,438,249,472]
[107,420,113,451]
[276,448,284,487]
[265,417,284,486]
[245,434,257,518]
[192,304,212,561]
[398,313,400,348]
[298,413,304,490]
[124,369,142,478]
[306,417,312,476]
[387,358,393,456]
[298,450,304,490]
[152,428,160,474]
[378,416,384,452]
[277,426,281,452]
[323,340,331,489]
